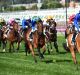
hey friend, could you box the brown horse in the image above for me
[65,25,80,64]
[33,20,45,58]
[24,19,45,62]
[0,28,6,52]
[3,22,22,52]
[45,19,59,54]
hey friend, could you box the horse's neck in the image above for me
[37,23,43,33]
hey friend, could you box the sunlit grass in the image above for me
[0,35,80,75]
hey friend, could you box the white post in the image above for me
[37,0,41,11]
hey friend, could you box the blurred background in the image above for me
[0,0,80,24]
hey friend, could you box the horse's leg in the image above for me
[2,40,6,52]
[25,42,28,56]
[54,41,59,53]
[47,43,50,54]
[38,44,44,59]
[50,42,52,50]
[16,42,20,52]
[12,42,15,52]
[70,46,77,64]
[0,41,1,47]
[9,42,12,52]
[28,41,37,63]
[42,45,46,55]
[46,42,50,54]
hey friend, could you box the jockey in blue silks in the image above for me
[31,17,40,32]
[28,17,40,40]
[22,18,31,40]
[22,19,29,29]
[72,11,80,44]
[31,20,37,32]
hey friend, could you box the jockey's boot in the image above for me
[30,32,33,39]
[72,32,77,45]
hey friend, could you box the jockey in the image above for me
[42,18,49,35]
[8,18,16,29]
[22,18,31,30]
[68,14,75,27]
[31,17,39,32]
[72,11,80,44]
[28,18,37,40]
[22,18,32,40]
[8,18,20,40]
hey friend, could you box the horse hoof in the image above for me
[48,51,50,54]
[40,56,44,59]
[48,52,50,55]
[26,53,27,56]
[56,50,59,53]
[28,50,31,54]
[35,60,37,63]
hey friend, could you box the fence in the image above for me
[0,7,79,22]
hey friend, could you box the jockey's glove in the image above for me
[25,26,28,28]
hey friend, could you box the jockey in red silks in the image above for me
[8,18,16,29]
[68,14,75,26]
[8,18,20,39]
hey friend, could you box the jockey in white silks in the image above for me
[43,18,49,35]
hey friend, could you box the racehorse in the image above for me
[0,28,6,52]
[33,19,46,57]
[4,22,22,52]
[24,19,45,62]
[64,25,80,64]
[45,19,59,54]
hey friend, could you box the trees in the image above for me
[0,0,64,11]
[41,0,63,9]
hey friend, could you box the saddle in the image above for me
[29,28,38,41]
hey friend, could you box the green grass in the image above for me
[0,35,80,75]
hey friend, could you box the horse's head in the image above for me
[66,25,73,34]
[65,25,74,38]
[37,19,43,33]
[13,22,19,31]
[47,19,56,34]
[2,26,7,32]
[47,19,56,29]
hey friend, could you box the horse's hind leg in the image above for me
[50,42,52,50]
[0,41,1,47]
[46,42,50,54]
[54,41,59,53]
[12,43,15,52]
[9,42,12,52]
[42,45,46,55]
[16,42,20,52]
